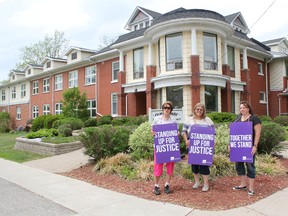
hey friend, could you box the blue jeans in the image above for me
[235,156,256,179]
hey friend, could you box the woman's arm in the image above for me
[252,123,261,155]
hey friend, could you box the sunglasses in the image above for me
[163,106,171,110]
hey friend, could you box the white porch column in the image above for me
[223,41,228,65]
[148,42,153,65]
[243,48,248,69]
[119,50,124,71]
[191,28,197,55]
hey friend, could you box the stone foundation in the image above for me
[15,137,84,156]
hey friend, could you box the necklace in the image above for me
[241,114,251,122]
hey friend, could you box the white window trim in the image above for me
[111,93,118,116]
[85,66,96,85]
[111,61,119,82]
[68,71,78,88]
[32,105,39,119]
[16,107,21,120]
[87,99,97,117]
[260,91,267,103]
[55,103,63,115]
[258,62,264,75]
[55,74,63,91]
[11,86,16,99]
[43,104,50,115]
[33,81,39,95]
[43,78,50,93]
[21,84,26,98]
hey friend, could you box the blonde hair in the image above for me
[193,103,206,118]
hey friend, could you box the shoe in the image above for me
[164,185,171,194]
[202,185,209,192]
[192,182,200,189]
[248,190,255,196]
[233,186,247,191]
[154,186,160,195]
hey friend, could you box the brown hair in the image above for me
[193,103,206,118]
[161,101,174,113]
[240,101,254,115]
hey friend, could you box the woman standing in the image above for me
[151,101,177,195]
[232,101,261,196]
[182,103,214,192]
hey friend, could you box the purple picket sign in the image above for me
[188,125,215,166]
[153,123,181,164]
[229,122,253,162]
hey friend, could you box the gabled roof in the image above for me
[262,37,287,46]
[113,27,147,45]
[8,70,25,76]
[23,63,43,71]
[124,6,161,31]
[225,12,250,34]
[64,46,97,56]
[249,38,271,52]
[40,56,67,65]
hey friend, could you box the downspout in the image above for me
[265,56,273,116]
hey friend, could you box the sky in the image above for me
[0,0,287,81]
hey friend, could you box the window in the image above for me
[112,61,119,81]
[71,52,77,60]
[258,63,263,75]
[43,78,50,93]
[111,93,118,116]
[204,33,218,70]
[55,74,63,90]
[69,71,78,88]
[33,81,39,95]
[43,104,50,115]
[166,33,183,71]
[11,86,16,99]
[28,69,31,75]
[32,105,39,119]
[85,66,96,85]
[12,75,15,80]
[20,84,26,98]
[87,100,97,117]
[46,61,51,68]
[2,108,5,112]
[205,85,218,112]
[231,91,235,114]
[166,86,183,108]
[285,60,288,76]
[133,48,144,79]
[260,91,267,103]
[16,107,21,120]
[1,90,5,101]
[55,103,63,115]
[227,46,235,71]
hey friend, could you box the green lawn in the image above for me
[0,132,47,163]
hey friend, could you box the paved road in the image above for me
[0,177,77,216]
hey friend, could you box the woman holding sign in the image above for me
[151,101,177,195]
[232,101,261,196]
[182,103,214,192]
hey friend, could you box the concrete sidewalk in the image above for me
[0,148,288,215]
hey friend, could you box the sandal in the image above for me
[233,186,247,191]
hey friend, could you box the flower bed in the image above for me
[15,137,84,155]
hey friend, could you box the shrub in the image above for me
[81,125,136,161]
[31,115,49,132]
[256,154,286,175]
[52,117,84,130]
[258,115,272,123]
[44,114,63,129]
[210,154,235,179]
[207,112,237,124]
[259,122,286,154]
[214,124,230,157]
[97,115,113,126]
[57,124,73,137]
[84,118,98,127]
[25,128,58,139]
[128,121,154,160]
[274,116,288,126]
[0,112,10,132]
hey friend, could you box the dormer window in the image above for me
[28,69,31,75]
[12,75,15,80]
[46,61,51,68]
[71,52,77,60]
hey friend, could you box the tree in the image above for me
[96,35,118,51]
[15,30,69,70]
[62,87,89,120]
